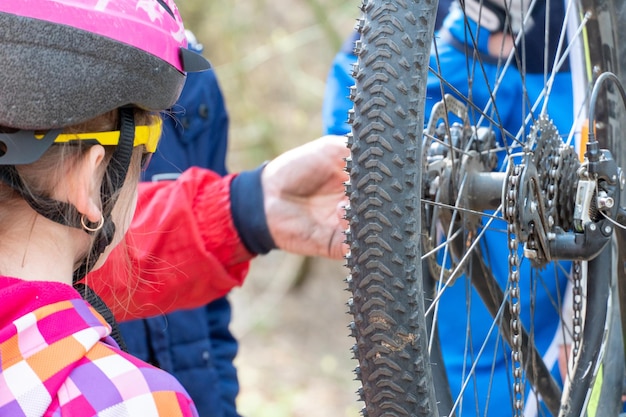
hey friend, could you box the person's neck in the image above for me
[0,205,87,286]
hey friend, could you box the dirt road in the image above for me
[230,251,361,417]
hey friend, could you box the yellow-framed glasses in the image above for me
[50,117,163,153]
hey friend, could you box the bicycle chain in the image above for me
[530,117,583,355]
[503,116,582,415]
[503,162,524,416]
[501,118,560,416]
[572,261,583,357]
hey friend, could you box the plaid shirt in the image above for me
[0,276,198,416]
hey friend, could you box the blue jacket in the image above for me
[119,42,240,417]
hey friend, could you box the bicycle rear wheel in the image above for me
[345,0,626,416]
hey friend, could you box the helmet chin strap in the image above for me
[74,107,135,352]
[0,107,136,351]
[73,107,135,282]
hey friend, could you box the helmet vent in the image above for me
[156,0,175,18]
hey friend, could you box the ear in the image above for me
[66,145,106,224]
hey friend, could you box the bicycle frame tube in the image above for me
[579,0,626,378]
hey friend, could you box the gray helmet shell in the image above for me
[0,13,186,130]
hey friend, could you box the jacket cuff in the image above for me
[230,164,277,255]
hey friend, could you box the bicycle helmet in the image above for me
[0,1,211,349]
[0,0,210,130]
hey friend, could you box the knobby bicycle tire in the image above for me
[345,0,439,416]
[345,0,626,416]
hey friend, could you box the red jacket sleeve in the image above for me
[85,167,255,321]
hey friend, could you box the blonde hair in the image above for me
[0,108,158,271]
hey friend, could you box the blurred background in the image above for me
[177,0,358,167]
[176,1,361,416]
